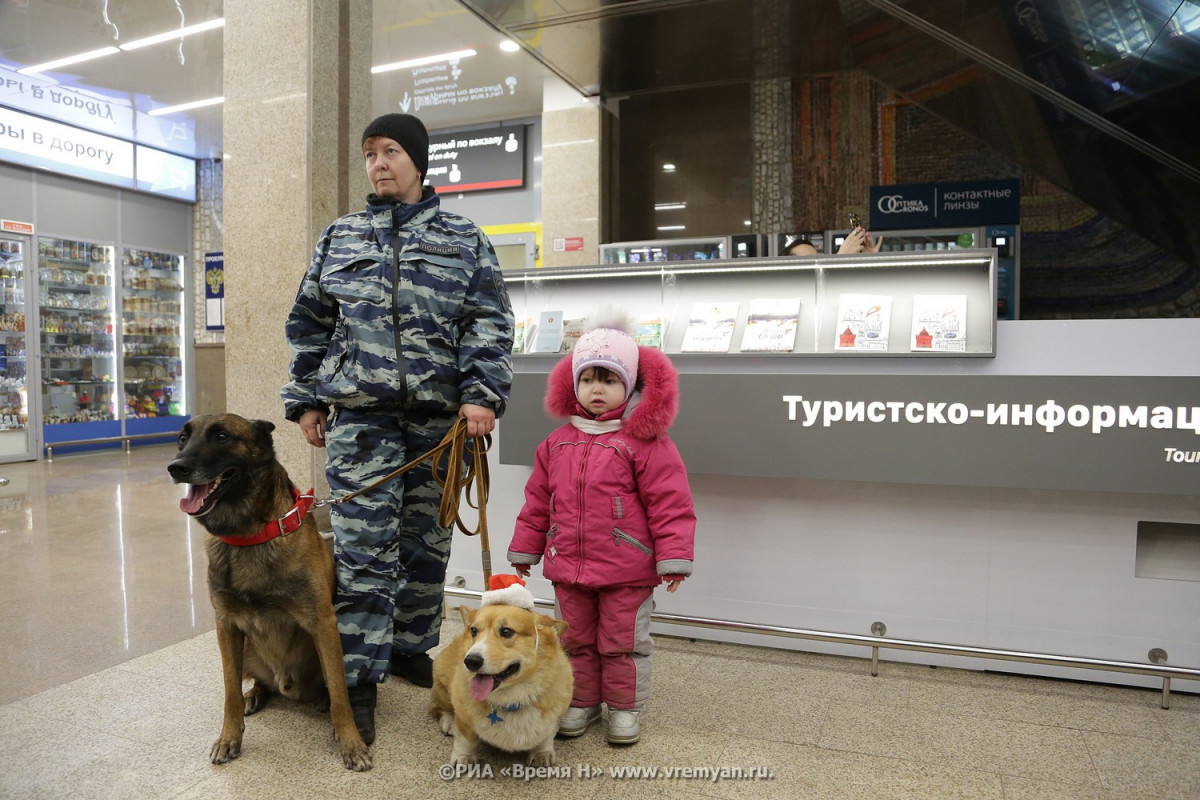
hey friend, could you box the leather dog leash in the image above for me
[316,417,494,583]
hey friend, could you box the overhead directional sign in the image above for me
[425,124,525,194]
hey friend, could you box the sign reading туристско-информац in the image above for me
[869,179,1019,230]
[425,124,525,194]
[500,373,1200,497]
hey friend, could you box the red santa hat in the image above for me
[481,574,535,611]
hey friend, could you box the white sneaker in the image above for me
[607,709,641,744]
[558,705,601,737]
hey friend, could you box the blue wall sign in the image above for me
[204,251,224,331]
[869,179,1020,230]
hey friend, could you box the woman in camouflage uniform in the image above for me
[282,113,514,745]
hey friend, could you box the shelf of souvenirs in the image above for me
[124,342,181,358]
[124,361,180,384]
[39,238,112,263]
[44,406,117,425]
[43,360,116,370]
[41,374,115,386]
[40,260,113,285]
[122,249,181,272]
[124,384,181,419]
[1,282,26,305]
[0,313,26,332]
[39,291,112,311]
[38,265,114,287]
[122,323,181,337]
[0,260,25,306]
[42,345,112,358]
[0,410,28,431]
[41,317,115,335]
[123,297,182,314]
[123,274,184,293]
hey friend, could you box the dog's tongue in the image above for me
[470,674,497,702]
[180,482,213,515]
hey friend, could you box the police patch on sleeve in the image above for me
[418,240,462,257]
[492,271,512,313]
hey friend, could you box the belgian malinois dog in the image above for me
[167,413,371,771]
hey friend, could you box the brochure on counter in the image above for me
[680,302,738,353]
[558,318,587,352]
[910,295,967,352]
[635,316,664,349]
[834,294,892,351]
[740,298,800,353]
[531,310,564,353]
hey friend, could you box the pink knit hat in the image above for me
[572,327,639,401]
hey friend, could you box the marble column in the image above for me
[222,0,371,486]
[541,78,608,267]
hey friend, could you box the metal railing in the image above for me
[443,585,1198,709]
[45,430,179,461]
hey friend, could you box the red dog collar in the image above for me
[216,487,316,547]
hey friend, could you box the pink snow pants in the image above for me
[554,582,655,710]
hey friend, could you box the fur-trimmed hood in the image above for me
[544,346,679,440]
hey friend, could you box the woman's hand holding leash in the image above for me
[459,403,496,437]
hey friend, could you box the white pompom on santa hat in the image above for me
[480,574,535,611]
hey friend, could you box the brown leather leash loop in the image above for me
[316,417,494,584]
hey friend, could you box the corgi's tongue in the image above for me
[470,674,497,702]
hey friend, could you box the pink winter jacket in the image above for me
[507,346,696,588]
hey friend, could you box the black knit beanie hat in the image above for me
[362,113,429,177]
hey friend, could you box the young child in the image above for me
[507,322,696,745]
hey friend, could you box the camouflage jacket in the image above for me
[281,188,514,421]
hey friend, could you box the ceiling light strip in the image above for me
[17,47,120,75]
[148,96,224,116]
[371,49,477,74]
[118,18,226,51]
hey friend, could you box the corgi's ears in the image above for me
[536,613,568,638]
[457,604,474,627]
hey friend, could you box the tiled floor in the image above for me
[1,446,1198,799]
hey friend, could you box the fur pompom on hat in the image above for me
[481,574,535,611]
[572,327,639,402]
[362,113,429,178]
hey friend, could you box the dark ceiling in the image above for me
[464,0,1200,268]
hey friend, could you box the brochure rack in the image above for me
[506,250,997,357]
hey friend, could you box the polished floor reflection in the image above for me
[0,445,213,705]
[1,446,1198,799]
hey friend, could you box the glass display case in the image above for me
[37,237,119,439]
[121,248,186,434]
[0,234,32,461]
[599,236,728,264]
[826,226,1017,319]
[507,249,997,357]
[826,226,981,255]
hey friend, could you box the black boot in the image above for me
[389,653,434,688]
[347,683,377,745]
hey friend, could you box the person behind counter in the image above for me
[782,226,885,256]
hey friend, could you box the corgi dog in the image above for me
[430,581,572,766]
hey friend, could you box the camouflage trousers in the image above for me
[325,407,456,687]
